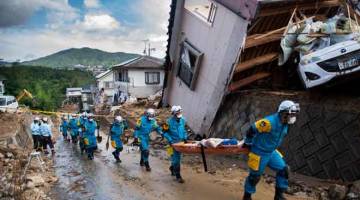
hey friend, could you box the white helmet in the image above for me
[87,113,94,118]
[72,113,77,117]
[146,108,155,118]
[278,100,300,114]
[115,116,123,122]
[34,116,40,121]
[82,112,87,117]
[171,105,182,114]
[42,117,48,122]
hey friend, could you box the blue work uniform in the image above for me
[40,123,54,152]
[60,119,69,139]
[244,113,289,194]
[110,121,128,160]
[84,120,97,159]
[69,118,79,139]
[163,116,188,167]
[78,117,87,151]
[31,122,41,150]
[134,115,162,163]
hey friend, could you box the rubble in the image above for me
[328,184,347,200]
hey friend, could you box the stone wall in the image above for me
[209,90,360,182]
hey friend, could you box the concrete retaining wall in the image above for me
[210,90,360,182]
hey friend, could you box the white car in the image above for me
[298,40,360,88]
[0,95,19,113]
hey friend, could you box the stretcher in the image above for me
[172,140,249,172]
[172,140,249,155]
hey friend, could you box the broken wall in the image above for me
[210,90,360,182]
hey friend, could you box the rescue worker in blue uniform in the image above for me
[110,115,128,162]
[31,116,42,150]
[40,117,55,155]
[133,108,162,171]
[242,100,300,200]
[83,113,97,160]
[69,114,79,144]
[78,112,88,154]
[60,116,69,141]
[162,105,188,183]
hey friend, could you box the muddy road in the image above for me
[49,131,312,200]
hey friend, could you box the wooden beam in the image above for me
[235,53,278,73]
[259,0,341,17]
[245,34,282,49]
[228,72,271,92]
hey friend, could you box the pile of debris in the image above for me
[0,143,58,200]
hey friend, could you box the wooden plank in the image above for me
[259,0,341,17]
[245,34,282,48]
[228,72,271,92]
[235,52,278,73]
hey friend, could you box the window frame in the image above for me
[118,69,129,82]
[184,1,217,25]
[145,72,161,85]
[177,40,203,90]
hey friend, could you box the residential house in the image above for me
[162,0,360,182]
[96,56,165,99]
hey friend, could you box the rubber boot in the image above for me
[112,151,121,163]
[140,159,144,166]
[145,162,151,172]
[51,149,55,155]
[174,166,184,183]
[169,166,175,176]
[243,192,252,200]
[274,187,287,200]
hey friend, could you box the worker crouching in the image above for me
[163,106,188,183]
[134,108,162,171]
[83,113,97,160]
[110,115,128,162]
[242,100,300,200]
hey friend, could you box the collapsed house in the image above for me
[162,0,360,181]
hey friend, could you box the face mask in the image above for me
[176,114,182,119]
[89,118,93,122]
[288,116,296,124]
[148,117,154,121]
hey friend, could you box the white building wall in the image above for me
[97,71,115,97]
[0,81,4,95]
[165,2,248,133]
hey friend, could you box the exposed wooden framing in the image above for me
[259,0,340,17]
[235,52,278,73]
[245,34,282,48]
[228,72,271,92]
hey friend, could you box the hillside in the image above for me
[23,47,140,68]
[0,66,95,110]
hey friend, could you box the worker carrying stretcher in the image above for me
[242,100,300,200]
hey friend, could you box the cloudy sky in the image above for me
[0,0,171,61]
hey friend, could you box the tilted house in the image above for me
[162,0,360,181]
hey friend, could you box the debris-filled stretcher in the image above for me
[172,138,249,172]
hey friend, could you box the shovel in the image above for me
[96,128,102,143]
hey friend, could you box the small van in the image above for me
[0,95,19,113]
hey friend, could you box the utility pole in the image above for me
[142,39,156,56]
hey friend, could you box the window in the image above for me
[104,81,113,89]
[0,98,5,106]
[145,72,160,84]
[185,0,217,24]
[177,41,203,90]
[118,70,129,82]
